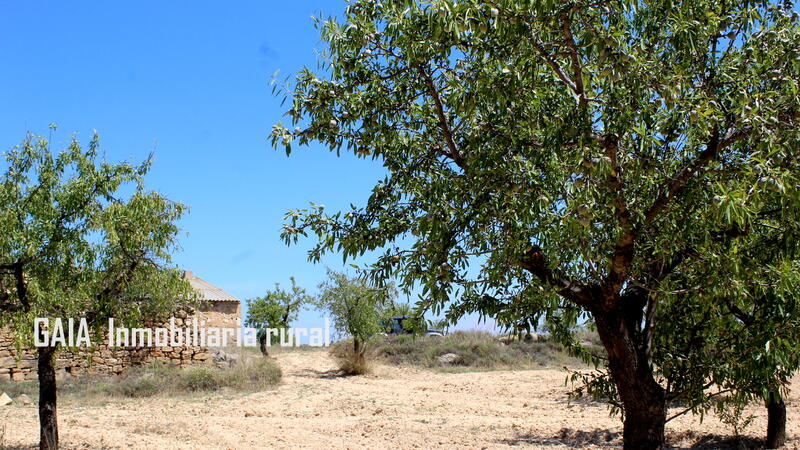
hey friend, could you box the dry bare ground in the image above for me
[1,348,798,449]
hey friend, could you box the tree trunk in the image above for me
[593,306,666,450]
[353,338,363,363]
[258,330,270,357]
[766,392,786,449]
[37,345,58,450]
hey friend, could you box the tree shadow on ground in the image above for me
[500,428,783,449]
[667,430,767,449]
[298,368,343,379]
[555,395,610,407]
[499,427,622,447]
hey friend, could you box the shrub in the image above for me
[117,373,162,398]
[332,331,585,370]
[333,342,372,375]
[178,367,220,392]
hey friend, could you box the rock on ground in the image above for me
[437,353,462,365]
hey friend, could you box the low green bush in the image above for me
[178,367,220,392]
[216,358,282,388]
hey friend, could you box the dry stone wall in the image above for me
[0,310,219,382]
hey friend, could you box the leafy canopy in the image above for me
[651,223,800,417]
[314,269,396,344]
[245,277,311,343]
[272,0,799,339]
[0,130,193,343]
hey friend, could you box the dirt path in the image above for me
[2,349,798,449]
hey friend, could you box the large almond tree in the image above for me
[271,1,799,447]
[0,130,192,449]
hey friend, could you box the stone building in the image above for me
[0,271,242,382]
[183,271,242,329]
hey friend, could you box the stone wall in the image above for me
[0,310,217,383]
[200,300,240,316]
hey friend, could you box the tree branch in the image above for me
[518,245,595,306]
[559,10,588,109]
[643,125,757,226]
[418,66,466,169]
[643,126,723,224]
[603,134,635,297]
[532,41,579,99]
[13,261,30,312]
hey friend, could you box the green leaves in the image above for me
[245,277,311,342]
[314,269,397,344]
[273,0,800,421]
[0,131,192,344]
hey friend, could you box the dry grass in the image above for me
[0,358,281,401]
[330,331,588,371]
[332,344,371,375]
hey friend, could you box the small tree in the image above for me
[245,277,311,356]
[0,130,192,449]
[314,269,395,373]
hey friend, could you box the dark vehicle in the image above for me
[386,315,444,337]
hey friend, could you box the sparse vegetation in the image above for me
[715,397,757,443]
[331,331,587,371]
[0,359,281,400]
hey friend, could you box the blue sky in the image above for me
[0,1,495,333]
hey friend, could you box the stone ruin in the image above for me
[0,271,242,382]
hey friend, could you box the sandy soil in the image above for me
[2,349,798,449]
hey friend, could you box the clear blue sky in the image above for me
[0,1,495,333]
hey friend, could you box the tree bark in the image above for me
[593,305,666,450]
[258,330,270,357]
[353,338,363,364]
[37,345,59,450]
[766,392,786,449]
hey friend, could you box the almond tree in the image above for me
[314,269,395,372]
[0,130,192,449]
[245,277,311,355]
[271,1,799,447]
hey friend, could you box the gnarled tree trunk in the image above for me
[594,304,666,450]
[766,392,786,449]
[38,345,58,450]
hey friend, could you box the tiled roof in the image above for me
[183,271,240,303]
